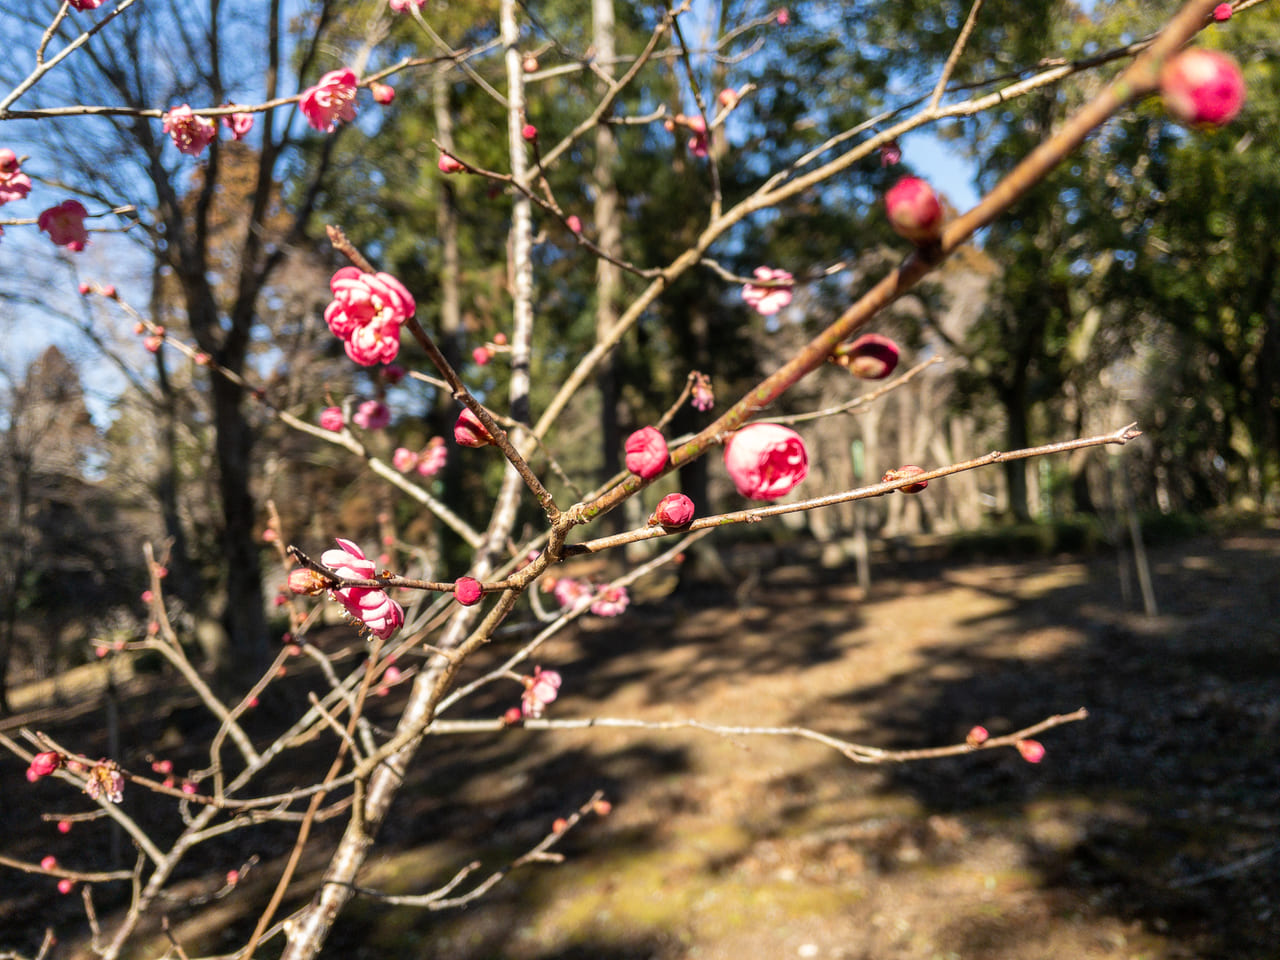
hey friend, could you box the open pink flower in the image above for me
[521,666,562,718]
[723,423,809,501]
[319,406,344,432]
[0,149,32,205]
[324,266,414,366]
[38,200,89,251]
[162,105,217,156]
[352,399,391,431]
[625,426,669,479]
[321,538,403,639]
[392,447,419,472]
[85,762,124,804]
[300,68,359,133]
[222,109,254,141]
[691,372,715,411]
[553,577,593,611]
[742,267,794,316]
[591,584,630,618]
[416,437,448,476]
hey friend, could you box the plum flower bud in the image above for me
[1160,48,1246,127]
[472,345,493,366]
[300,68,359,133]
[389,0,427,10]
[718,88,739,109]
[352,399,391,431]
[776,7,789,24]
[27,752,62,781]
[521,666,562,718]
[522,55,539,73]
[57,820,72,833]
[834,333,900,379]
[454,577,483,606]
[742,266,795,316]
[41,856,57,871]
[965,725,989,747]
[222,109,254,140]
[319,406,344,432]
[38,200,90,251]
[879,139,902,167]
[162,105,217,156]
[454,407,495,447]
[69,0,104,9]
[723,423,809,501]
[370,82,396,105]
[624,426,669,480]
[1213,2,1232,19]
[392,447,419,472]
[590,584,630,618]
[883,464,928,493]
[288,567,328,595]
[886,176,944,244]
[383,363,406,384]
[437,153,465,174]
[521,123,538,141]
[57,878,75,895]
[566,215,583,234]
[1016,739,1045,764]
[650,493,695,529]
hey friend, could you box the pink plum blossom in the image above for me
[624,426,669,479]
[392,447,419,472]
[352,399,391,431]
[521,666,562,718]
[886,176,944,244]
[650,493,695,528]
[552,577,593,611]
[590,584,630,618]
[723,423,809,501]
[300,68,359,133]
[319,406,344,432]
[454,407,494,447]
[38,200,90,251]
[742,267,794,316]
[416,437,448,476]
[85,762,124,804]
[1161,48,1246,127]
[162,105,217,156]
[389,0,427,10]
[685,115,708,158]
[324,266,415,366]
[222,110,254,140]
[691,372,715,411]
[320,538,404,639]
[0,149,32,205]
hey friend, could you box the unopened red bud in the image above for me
[493,332,508,346]
[885,176,943,244]
[262,528,277,542]
[453,407,495,447]
[1160,48,1245,127]
[454,576,483,606]
[649,492,695,528]
[370,81,395,105]
[162,776,175,788]
[57,820,72,834]
[522,55,539,73]
[776,7,789,25]
[133,322,145,335]
[288,568,328,595]
[521,123,538,141]
[1213,3,1232,21]
[246,696,258,709]
[226,869,240,885]
[965,725,989,747]
[194,352,210,365]
[144,336,163,353]
[592,799,612,816]
[78,282,91,295]
[624,426,669,480]
[883,465,928,493]
[552,817,569,834]
[472,345,493,366]
[717,88,738,109]
[152,759,173,774]
[835,333,900,380]
[102,284,117,299]
[1016,739,1045,764]
[57,878,74,895]
[41,856,57,871]
[437,153,465,174]
[566,215,582,234]
[28,751,62,779]
[502,706,523,725]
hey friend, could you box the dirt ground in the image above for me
[3,521,1279,959]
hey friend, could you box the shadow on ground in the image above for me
[3,523,1278,959]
